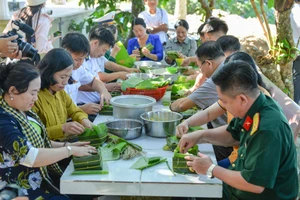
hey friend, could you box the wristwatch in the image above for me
[206,164,216,178]
[66,146,72,157]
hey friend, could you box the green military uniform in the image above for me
[224,92,298,200]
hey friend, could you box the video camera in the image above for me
[0,184,24,200]
[0,20,40,63]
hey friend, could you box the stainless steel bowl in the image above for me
[110,95,156,120]
[140,111,183,138]
[106,119,143,140]
[134,61,162,70]
[126,73,154,80]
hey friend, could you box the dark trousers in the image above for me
[293,55,300,104]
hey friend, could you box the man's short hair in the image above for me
[202,17,228,35]
[212,60,259,98]
[217,35,241,54]
[89,25,115,47]
[61,32,90,56]
[195,41,225,61]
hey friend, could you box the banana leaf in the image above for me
[101,142,127,161]
[130,156,167,170]
[77,123,108,148]
[163,135,179,151]
[166,51,180,60]
[73,149,103,171]
[135,80,157,90]
[172,145,198,174]
[103,134,144,160]
[121,76,144,91]
[71,162,109,175]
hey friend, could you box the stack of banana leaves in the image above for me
[121,76,169,91]
[73,149,103,171]
[171,76,195,101]
[172,145,198,174]
[140,43,154,57]
[77,123,108,148]
[163,126,203,151]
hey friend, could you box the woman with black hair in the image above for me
[127,17,163,61]
[0,61,96,199]
[165,19,197,65]
[3,0,57,54]
[32,48,94,142]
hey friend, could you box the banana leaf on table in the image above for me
[130,156,167,170]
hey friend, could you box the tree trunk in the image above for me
[274,2,295,98]
[124,0,145,47]
[174,0,187,20]
[198,0,214,21]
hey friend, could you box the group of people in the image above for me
[0,0,299,199]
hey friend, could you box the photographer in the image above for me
[0,35,21,59]
[3,0,57,55]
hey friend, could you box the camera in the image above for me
[0,184,24,200]
[0,20,40,63]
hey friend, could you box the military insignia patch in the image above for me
[250,113,260,136]
[243,116,253,131]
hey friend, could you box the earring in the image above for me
[10,97,14,101]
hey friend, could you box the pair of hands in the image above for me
[62,119,93,135]
[132,47,151,60]
[66,141,97,157]
[176,121,213,175]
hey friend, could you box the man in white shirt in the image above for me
[77,26,137,105]
[291,0,300,104]
[62,32,111,115]
[138,0,169,45]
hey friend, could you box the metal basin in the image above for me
[134,61,162,69]
[140,111,183,138]
[106,119,143,140]
[126,73,154,80]
[110,95,156,120]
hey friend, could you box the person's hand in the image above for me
[80,103,102,115]
[71,145,97,157]
[106,82,121,92]
[141,47,151,58]
[49,35,61,43]
[185,152,213,175]
[178,53,186,59]
[132,48,140,55]
[176,120,189,138]
[100,90,112,106]
[62,122,85,135]
[81,118,93,128]
[182,57,191,67]
[110,43,121,58]
[178,131,203,153]
[69,141,91,147]
[126,67,139,73]
[184,86,197,96]
[118,71,129,80]
[0,35,19,57]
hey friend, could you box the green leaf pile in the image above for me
[121,76,169,91]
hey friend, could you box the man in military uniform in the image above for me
[179,60,298,199]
